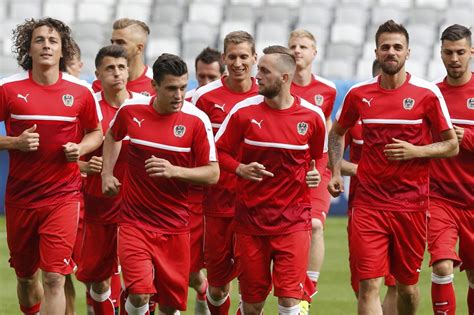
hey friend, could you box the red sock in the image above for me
[432,273,456,315]
[468,285,474,315]
[92,298,115,315]
[197,279,208,301]
[20,303,40,315]
[207,294,230,315]
[110,273,122,308]
[120,290,128,315]
[312,281,318,293]
[86,290,94,306]
[148,300,157,314]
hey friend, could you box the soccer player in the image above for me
[287,29,336,312]
[428,24,474,315]
[76,45,151,315]
[192,31,258,315]
[65,39,84,79]
[215,45,326,315]
[101,53,218,315]
[0,17,102,314]
[342,59,397,315]
[328,20,458,315]
[92,18,154,96]
[185,47,225,102]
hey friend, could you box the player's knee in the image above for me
[208,285,228,300]
[242,301,264,315]
[432,259,454,276]
[42,272,65,291]
[127,293,150,308]
[17,274,38,288]
[188,271,203,287]
[311,218,323,234]
[91,279,111,294]
[159,305,179,315]
[359,278,382,298]
[465,269,474,284]
[278,297,299,307]
[396,284,419,303]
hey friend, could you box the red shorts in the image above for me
[189,207,204,273]
[350,207,426,286]
[347,210,396,293]
[72,197,85,264]
[428,200,474,270]
[203,216,236,287]
[234,231,310,303]
[76,222,119,283]
[118,225,189,311]
[310,168,331,224]
[6,202,80,278]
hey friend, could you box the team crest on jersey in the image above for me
[314,94,324,106]
[297,122,309,135]
[62,94,74,107]
[402,98,415,110]
[467,98,474,109]
[140,91,151,97]
[174,125,186,137]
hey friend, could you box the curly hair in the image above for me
[12,17,75,71]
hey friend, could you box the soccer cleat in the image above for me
[299,300,311,315]
[195,298,211,315]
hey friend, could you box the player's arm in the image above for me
[78,156,103,174]
[101,129,122,196]
[327,121,348,197]
[341,132,357,176]
[0,124,39,151]
[454,125,474,151]
[145,158,219,184]
[384,129,458,160]
[63,124,103,162]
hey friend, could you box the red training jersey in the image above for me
[92,66,154,96]
[192,76,258,217]
[344,119,363,208]
[0,71,101,208]
[109,99,217,233]
[336,73,452,211]
[216,95,327,235]
[430,74,474,209]
[83,91,150,224]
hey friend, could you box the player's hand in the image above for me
[236,162,274,182]
[101,174,121,196]
[327,175,344,197]
[85,156,103,174]
[453,125,464,143]
[63,142,82,162]
[306,160,321,188]
[384,138,419,161]
[145,155,177,178]
[15,124,40,152]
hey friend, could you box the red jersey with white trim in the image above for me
[336,73,452,211]
[92,66,154,96]
[185,88,196,103]
[430,74,474,209]
[290,74,337,120]
[192,76,258,217]
[109,99,217,233]
[0,71,101,208]
[83,91,151,224]
[215,95,327,235]
[344,119,363,208]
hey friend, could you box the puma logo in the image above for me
[17,93,29,102]
[63,258,70,266]
[214,103,225,112]
[133,117,144,127]
[362,97,373,107]
[251,119,263,128]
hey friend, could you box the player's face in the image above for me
[111,27,139,61]
[375,32,409,75]
[256,54,282,99]
[223,42,256,82]
[96,56,129,92]
[441,38,472,80]
[288,36,316,69]
[29,25,62,69]
[152,74,188,114]
[65,55,83,78]
[196,60,222,87]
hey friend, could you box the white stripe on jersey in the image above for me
[335,76,378,121]
[215,95,264,141]
[451,118,474,125]
[130,138,191,152]
[191,79,224,105]
[244,138,310,150]
[299,98,328,153]
[145,66,154,79]
[352,139,364,144]
[362,118,423,125]
[11,113,76,122]
[181,101,218,162]
[211,123,222,129]
[313,74,337,90]
[0,72,29,85]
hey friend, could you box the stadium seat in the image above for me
[321,58,355,80]
[219,21,254,41]
[71,22,106,41]
[378,0,412,9]
[147,37,181,61]
[256,21,290,42]
[326,42,361,60]
[331,23,365,46]
[116,3,151,23]
[302,0,339,8]
[260,5,296,23]
[120,0,153,4]
[151,4,186,25]
[10,0,42,20]
[43,1,76,24]
[147,22,180,38]
[182,40,211,59]
[188,2,223,26]
[0,55,21,76]
[426,59,446,82]
[267,0,301,8]
[405,59,426,78]
[361,42,376,60]
[408,43,432,62]
[230,0,264,7]
[75,38,106,59]
[415,0,448,10]
[444,8,473,26]
[225,4,256,22]
[356,58,376,80]
[298,5,333,26]
[182,22,218,43]
[407,23,437,46]
[334,5,369,26]
[294,23,329,45]
[407,8,439,26]
[77,3,113,23]
[371,7,407,25]
[340,0,376,8]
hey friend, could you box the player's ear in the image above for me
[151,79,158,92]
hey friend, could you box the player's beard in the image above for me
[381,58,405,75]
[446,65,467,80]
[259,81,282,99]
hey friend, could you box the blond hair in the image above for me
[289,29,317,48]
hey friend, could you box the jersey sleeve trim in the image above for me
[10,113,77,122]
[129,137,191,152]
[313,74,337,90]
[191,79,224,104]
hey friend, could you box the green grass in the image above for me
[0,215,469,314]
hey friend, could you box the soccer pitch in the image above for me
[0,215,468,314]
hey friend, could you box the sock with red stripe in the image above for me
[206,290,230,315]
[19,303,40,315]
[431,273,456,315]
[90,287,115,315]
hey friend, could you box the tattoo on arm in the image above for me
[328,130,344,171]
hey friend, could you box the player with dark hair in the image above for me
[0,17,102,314]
